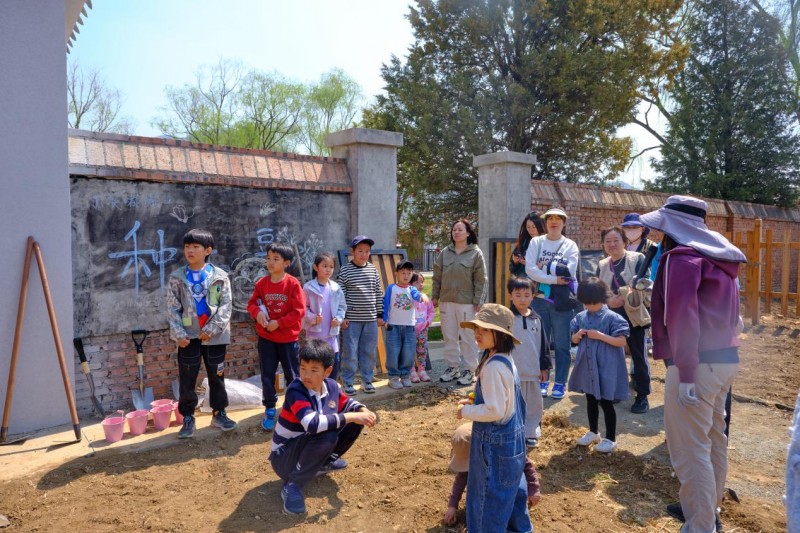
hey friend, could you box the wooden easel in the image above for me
[0,237,81,445]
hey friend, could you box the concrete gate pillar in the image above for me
[326,128,403,250]
[474,151,536,300]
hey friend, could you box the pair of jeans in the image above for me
[532,297,574,385]
[177,340,228,417]
[257,337,298,409]
[383,324,415,378]
[269,422,363,488]
[467,355,532,533]
[341,320,378,386]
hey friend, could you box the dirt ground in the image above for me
[0,315,796,532]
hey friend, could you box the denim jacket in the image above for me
[166,264,232,345]
[302,279,347,334]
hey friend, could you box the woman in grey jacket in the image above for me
[432,219,486,386]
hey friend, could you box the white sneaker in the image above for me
[440,366,461,382]
[456,369,475,386]
[595,439,618,453]
[388,377,403,390]
[401,377,413,387]
[576,431,602,447]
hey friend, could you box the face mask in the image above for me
[624,228,643,242]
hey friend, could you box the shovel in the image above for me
[131,330,154,410]
[73,338,105,417]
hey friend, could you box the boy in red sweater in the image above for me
[247,243,306,432]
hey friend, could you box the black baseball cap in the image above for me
[350,235,375,248]
[395,260,414,271]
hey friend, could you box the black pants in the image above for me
[258,337,299,409]
[612,307,651,397]
[177,339,228,416]
[586,394,617,441]
[269,422,363,488]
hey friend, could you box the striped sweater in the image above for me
[271,377,365,452]
[337,261,383,321]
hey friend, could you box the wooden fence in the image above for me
[729,219,800,325]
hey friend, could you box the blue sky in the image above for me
[71,0,416,136]
[70,0,658,186]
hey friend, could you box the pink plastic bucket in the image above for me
[150,404,173,431]
[173,401,184,424]
[125,410,149,436]
[150,399,174,409]
[102,411,125,443]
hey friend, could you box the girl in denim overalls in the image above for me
[457,304,532,533]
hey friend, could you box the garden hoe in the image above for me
[131,330,154,410]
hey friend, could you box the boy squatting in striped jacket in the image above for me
[269,339,377,515]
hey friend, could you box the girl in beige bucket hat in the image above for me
[455,303,533,532]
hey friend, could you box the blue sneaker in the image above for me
[540,381,549,397]
[316,457,348,476]
[262,407,277,432]
[281,482,306,515]
[178,415,195,439]
[551,383,565,399]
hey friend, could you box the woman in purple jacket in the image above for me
[640,195,746,533]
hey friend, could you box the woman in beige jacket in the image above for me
[432,219,486,386]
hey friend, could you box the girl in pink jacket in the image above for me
[411,272,435,382]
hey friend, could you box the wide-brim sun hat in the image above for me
[542,207,568,220]
[460,304,521,344]
[449,423,472,473]
[639,195,746,262]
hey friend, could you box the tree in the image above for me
[154,59,244,146]
[750,0,800,121]
[363,0,684,251]
[650,0,800,206]
[153,62,362,154]
[67,60,134,134]
[238,71,305,151]
[298,69,363,156]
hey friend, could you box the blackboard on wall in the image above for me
[71,178,350,337]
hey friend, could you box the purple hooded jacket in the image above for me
[650,245,742,383]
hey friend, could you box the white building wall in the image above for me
[0,0,76,433]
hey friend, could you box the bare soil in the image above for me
[0,316,796,532]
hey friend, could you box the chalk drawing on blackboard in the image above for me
[255,227,275,257]
[107,220,179,296]
[170,205,195,223]
[260,202,277,217]
[229,255,268,313]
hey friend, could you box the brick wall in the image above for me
[74,321,261,417]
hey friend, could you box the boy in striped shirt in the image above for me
[269,339,377,515]
[337,235,384,395]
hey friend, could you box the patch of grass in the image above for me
[428,326,443,341]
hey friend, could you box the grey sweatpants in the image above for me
[521,379,543,440]
[664,363,738,533]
